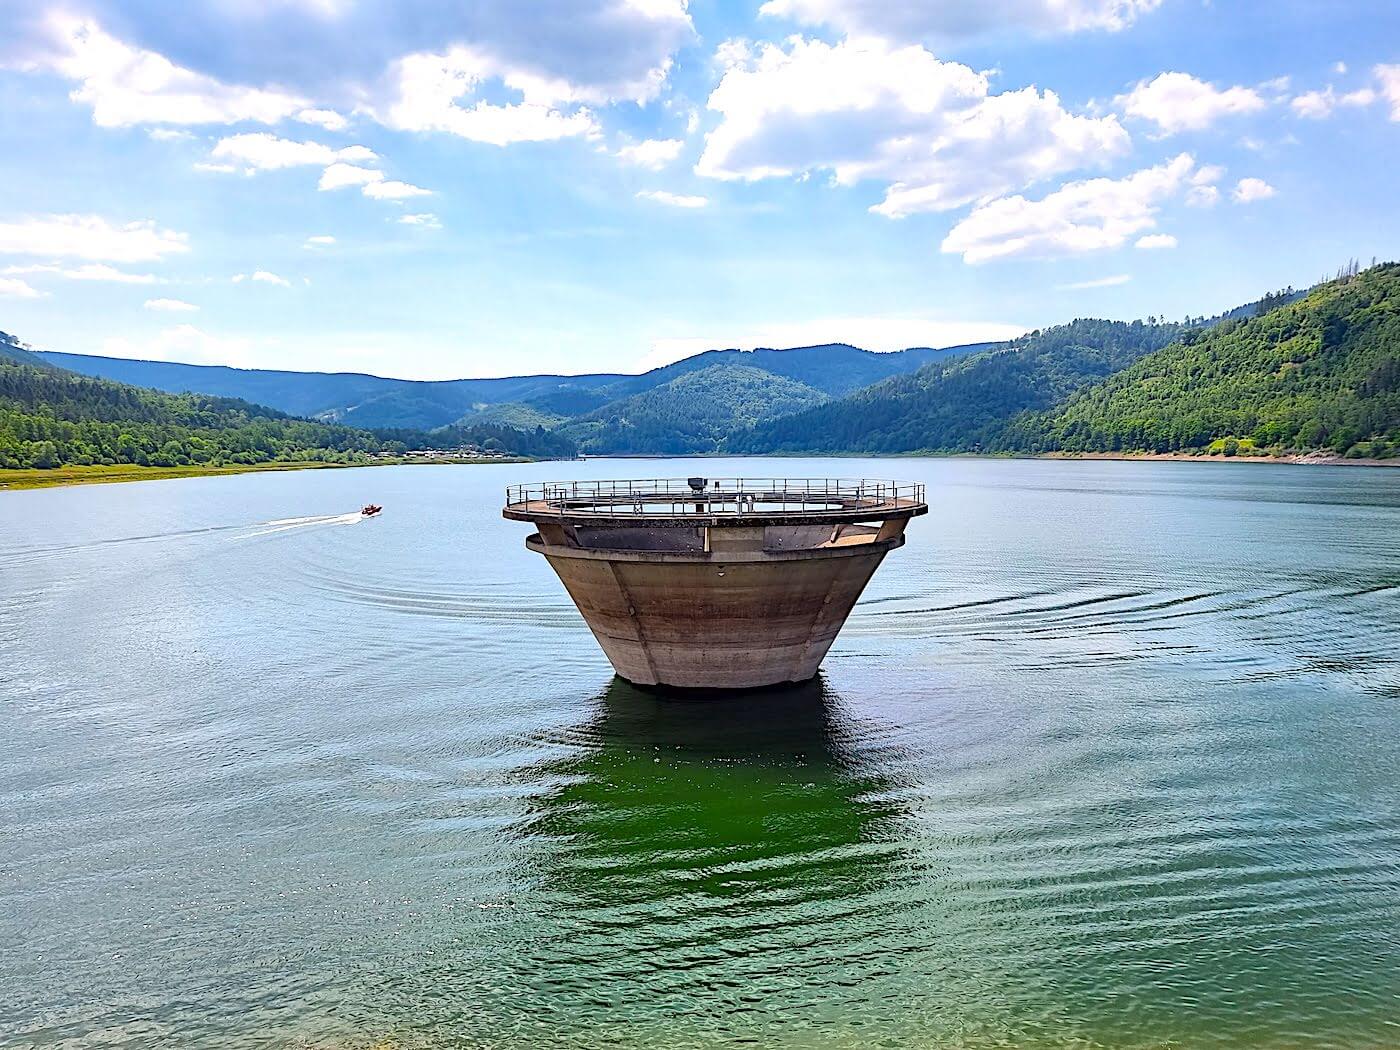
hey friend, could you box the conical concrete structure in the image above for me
[504,478,926,691]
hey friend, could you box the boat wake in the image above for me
[240,512,366,538]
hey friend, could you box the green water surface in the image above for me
[2,457,1398,1048]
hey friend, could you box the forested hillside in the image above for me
[39,341,972,431]
[13,267,1396,467]
[728,319,1184,454]
[562,364,829,455]
[0,333,576,469]
[998,265,1400,458]
[35,351,628,429]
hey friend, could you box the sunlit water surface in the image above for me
[3,458,1399,1049]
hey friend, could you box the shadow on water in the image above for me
[350,677,915,1049]
[525,675,904,910]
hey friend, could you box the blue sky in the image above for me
[0,0,1396,379]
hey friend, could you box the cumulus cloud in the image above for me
[618,138,685,168]
[144,297,198,312]
[2,262,160,283]
[1120,72,1266,134]
[1232,177,1275,203]
[296,108,348,130]
[362,179,433,200]
[0,277,43,299]
[1375,64,1400,120]
[1291,85,1376,119]
[380,46,600,145]
[697,37,1129,218]
[16,15,309,128]
[1135,233,1177,249]
[7,3,694,128]
[399,213,442,228]
[318,163,382,191]
[636,190,708,208]
[211,133,376,171]
[0,214,188,262]
[941,153,1201,263]
[757,0,1163,40]
[6,4,694,178]
[316,163,431,199]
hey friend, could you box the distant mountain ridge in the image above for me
[0,332,578,470]
[16,266,1394,468]
[37,341,992,432]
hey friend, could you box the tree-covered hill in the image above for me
[999,264,1400,458]
[727,319,1184,454]
[0,331,59,370]
[561,363,829,455]
[0,332,576,469]
[35,350,629,429]
[38,341,989,431]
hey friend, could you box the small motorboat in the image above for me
[361,504,382,517]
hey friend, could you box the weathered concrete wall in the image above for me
[537,541,891,690]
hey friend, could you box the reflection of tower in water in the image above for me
[520,677,908,1020]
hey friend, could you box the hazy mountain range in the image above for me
[7,263,1397,469]
[37,342,989,436]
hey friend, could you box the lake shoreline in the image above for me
[1036,450,1400,468]
[7,449,1397,491]
[0,457,532,492]
[585,451,1400,468]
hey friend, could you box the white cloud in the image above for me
[296,108,348,131]
[697,37,1129,219]
[1120,72,1266,134]
[618,138,685,169]
[318,163,382,190]
[144,297,198,312]
[211,133,376,171]
[757,0,1163,40]
[380,46,600,146]
[1186,163,1223,206]
[1233,177,1275,203]
[233,270,292,287]
[1135,233,1177,249]
[147,127,192,141]
[639,317,1027,370]
[22,15,308,127]
[399,213,442,228]
[1057,274,1131,290]
[315,163,430,198]
[2,262,160,283]
[0,277,43,299]
[636,190,708,208]
[0,214,188,262]
[941,153,1198,264]
[304,235,336,248]
[193,161,241,175]
[362,179,432,200]
[1375,64,1400,120]
[1291,85,1376,119]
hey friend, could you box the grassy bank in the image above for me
[0,457,526,492]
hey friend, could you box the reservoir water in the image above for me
[2,457,1398,1048]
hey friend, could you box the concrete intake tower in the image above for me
[504,477,927,691]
